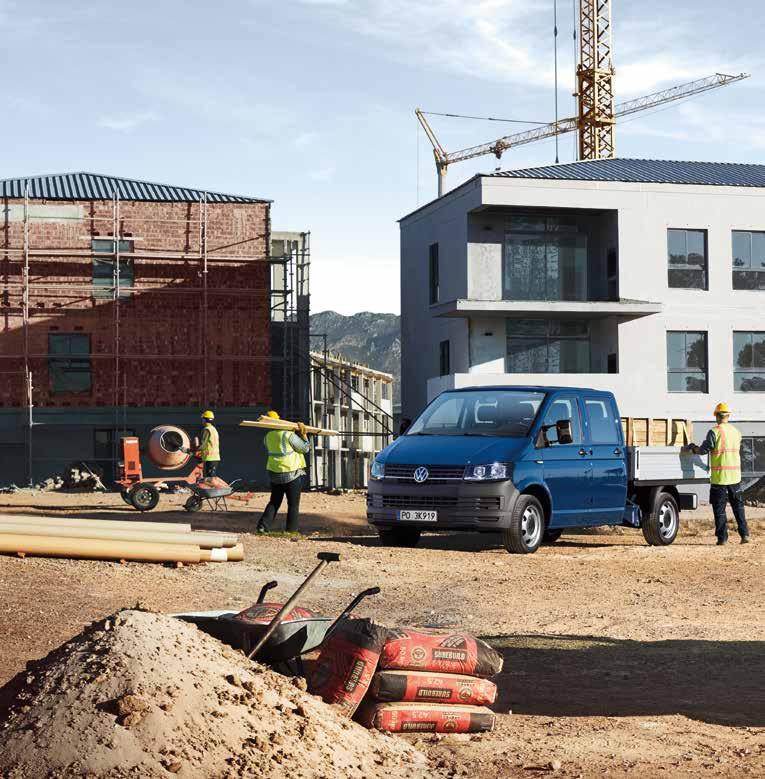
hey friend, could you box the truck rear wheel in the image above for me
[503,494,545,554]
[377,527,421,548]
[642,491,679,546]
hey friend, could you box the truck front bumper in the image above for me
[366,478,519,531]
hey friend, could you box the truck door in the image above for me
[538,395,590,527]
[582,395,627,525]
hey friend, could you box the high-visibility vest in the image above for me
[709,423,742,486]
[265,430,305,473]
[197,424,220,461]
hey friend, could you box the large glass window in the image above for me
[503,214,587,301]
[92,239,134,299]
[732,231,765,290]
[407,389,545,438]
[506,319,590,374]
[667,229,707,290]
[741,437,765,475]
[48,333,91,394]
[733,331,765,392]
[666,331,708,392]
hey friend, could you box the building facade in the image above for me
[310,352,393,488]
[0,172,309,487]
[400,159,765,489]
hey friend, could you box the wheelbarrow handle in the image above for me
[247,552,340,660]
[321,587,381,646]
[257,580,278,604]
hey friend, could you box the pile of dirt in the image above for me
[0,610,434,778]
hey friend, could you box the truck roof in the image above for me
[448,385,611,395]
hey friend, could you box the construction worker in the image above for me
[257,410,311,533]
[688,403,751,545]
[196,410,221,478]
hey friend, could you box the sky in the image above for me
[1,0,764,315]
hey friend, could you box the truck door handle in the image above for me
[613,448,622,455]
[578,449,589,456]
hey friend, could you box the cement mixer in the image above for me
[116,426,204,511]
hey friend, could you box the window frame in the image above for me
[732,230,765,291]
[733,330,765,393]
[92,238,134,299]
[429,243,440,305]
[667,228,708,291]
[48,333,92,395]
[666,330,708,394]
[741,436,765,475]
[439,339,450,377]
[506,319,591,374]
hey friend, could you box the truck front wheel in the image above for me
[378,527,422,548]
[503,494,545,554]
[641,491,679,546]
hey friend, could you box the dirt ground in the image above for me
[1,489,763,778]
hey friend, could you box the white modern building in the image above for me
[400,159,765,486]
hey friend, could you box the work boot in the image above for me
[716,539,727,546]
[256,524,268,535]
[741,536,751,544]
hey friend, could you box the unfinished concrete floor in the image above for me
[1,490,763,778]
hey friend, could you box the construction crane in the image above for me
[417,0,749,196]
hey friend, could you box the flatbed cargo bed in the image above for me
[627,446,709,486]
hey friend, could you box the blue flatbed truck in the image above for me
[367,386,709,554]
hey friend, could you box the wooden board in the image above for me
[621,417,693,447]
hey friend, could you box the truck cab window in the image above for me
[584,399,619,443]
[542,398,581,444]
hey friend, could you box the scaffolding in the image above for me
[0,188,310,485]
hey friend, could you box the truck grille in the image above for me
[384,464,465,482]
[370,495,502,512]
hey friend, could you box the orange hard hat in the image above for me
[714,403,730,415]
[266,410,280,419]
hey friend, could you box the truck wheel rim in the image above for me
[521,505,542,547]
[658,500,678,540]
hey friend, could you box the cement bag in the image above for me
[371,670,497,706]
[380,628,503,678]
[357,702,496,734]
[234,603,316,625]
[309,618,388,717]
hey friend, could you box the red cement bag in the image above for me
[371,670,497,706]
[357,702,496,734]
[234,603,316,625]
[380,628,503,678]
[308,618,388,717]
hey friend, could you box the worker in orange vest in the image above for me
[688,403,751,545]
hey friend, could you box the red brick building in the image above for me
[0,173,307,485]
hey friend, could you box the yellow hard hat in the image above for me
[201,409,215,420]
[714,403,730,415]
[266,410,280,419]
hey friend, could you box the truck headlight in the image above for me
[464,462,508,481]
[370,460,385,480]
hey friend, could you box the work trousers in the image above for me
[203,461,219,478]
[258,477,303,532]
[709,483,749,542]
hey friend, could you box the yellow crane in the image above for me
[417,0,749,196]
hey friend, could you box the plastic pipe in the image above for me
[0,534,202,564]
[0,515,193,533]
[199,543,245,563]
[0,524,237,549]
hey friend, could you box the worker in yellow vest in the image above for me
[688,403,751,545]
[196,410,221,478]
[257,410,310,533]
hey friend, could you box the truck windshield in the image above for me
[406,389,545,437]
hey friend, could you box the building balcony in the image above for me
[431,298,662,321]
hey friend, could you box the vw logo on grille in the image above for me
[413,466,429,483]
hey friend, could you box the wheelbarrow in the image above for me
[183,477,242,513]
[174,552,379,671]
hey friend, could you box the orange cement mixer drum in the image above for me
[146,426,192,471]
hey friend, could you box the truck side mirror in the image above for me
[556,419,574,445]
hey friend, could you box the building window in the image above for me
[381,382,390,400]
[313,369,323,401]
[667,229,707,290]
[350,374,359,392]
[733,331,765,392]
[666,331,708,392]
[48,333,92,394]
[506,320,590,373]
[429,243,439,304]
[92,239,134,298]
[742,437,765,475]
[503,213,587,302]
[439,340,450,376]
[732,231,765,290]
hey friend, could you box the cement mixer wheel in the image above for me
[129,483,160,512]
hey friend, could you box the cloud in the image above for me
[309,163,336,182]
[295,131,319,150]
[97,111,158,131]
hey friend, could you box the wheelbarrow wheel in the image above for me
[184,495,203,513]
[129,483,160,512]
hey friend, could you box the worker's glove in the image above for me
[296,422,308,440]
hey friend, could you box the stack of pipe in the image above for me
[0,515,244,565]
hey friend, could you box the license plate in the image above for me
[398,510,438,522]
